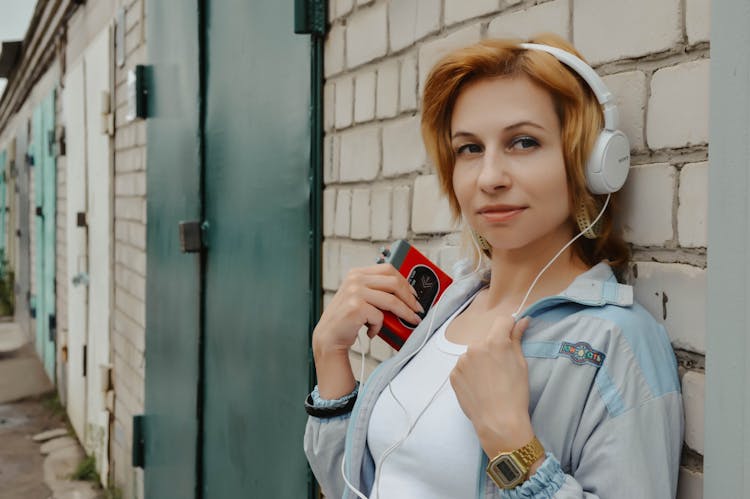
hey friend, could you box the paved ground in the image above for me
[0,396,63,499]
[0,324,103,499]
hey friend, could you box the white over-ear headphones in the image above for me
[519,43,630,194]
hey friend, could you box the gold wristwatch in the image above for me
[486,436,545,489]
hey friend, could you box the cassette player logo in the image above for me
[559,341,605,368]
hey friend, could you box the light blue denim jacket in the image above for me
[304,262,684,498]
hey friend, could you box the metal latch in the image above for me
[178,220,207,253]
[132,414,145,468]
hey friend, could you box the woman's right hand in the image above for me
[312,263,425,358]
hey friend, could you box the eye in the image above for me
[510,136,539,150]
[456,143,483,155]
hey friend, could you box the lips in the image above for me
[477,204,527,222]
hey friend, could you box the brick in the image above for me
[382,115,426,177]
[400,54,418,112]
[340,241,378,275]
[115,197,147,224]
[370,186,392,241]
[487,0,569,40]
[324,82,335,131]
[631,262,706,354]
[115,171,146,196]
[351,326,370,354]
[647,59,710,149]
[346,3,388,68]
[601,71,647,151]
[334,189,352,236]
[323,133,340,184]
[677,467,703,499]
[357,0,373,5]
[678,162,708,248]
[419,24,482,94]
[388,0,441,52]
[350,188,371,239]
[444,0,498,25]
[620,163,675,246]
[340,127,380,181]
[686,0,710,46]
[369,335,394,361]
[376,60,399,119]
[323,240,341,290]
[334,76,354,129]
[412,175,458,233]
[392,185,412,239]
[573,0,680,65]
[325,24,345,77]
[323,188,337,237]
[681,370,705,455]
[354,70,377,123]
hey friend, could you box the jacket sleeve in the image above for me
[497,389,683,499]
[304,412,351,498]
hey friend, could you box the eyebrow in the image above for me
[451,120,547,140]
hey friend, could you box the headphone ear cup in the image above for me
[585,130,631,194]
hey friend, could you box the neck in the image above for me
[481,228,590,315]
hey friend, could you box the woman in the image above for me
[304,35,683,498]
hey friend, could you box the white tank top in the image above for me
[367,293,482,499]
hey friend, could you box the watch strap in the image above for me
[513,436,545,469]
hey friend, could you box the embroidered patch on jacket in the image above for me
[559,341,605,367]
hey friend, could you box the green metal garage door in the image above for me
[143,1,322,497]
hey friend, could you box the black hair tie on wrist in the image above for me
[304,392,357,418]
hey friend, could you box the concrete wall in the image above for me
[322,0,709,495]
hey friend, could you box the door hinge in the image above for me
[82,345,87,377]
[294,0,327,36]
[48,314,56,343]
[132,414,146,468]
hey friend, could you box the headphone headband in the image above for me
[519,43,619,131]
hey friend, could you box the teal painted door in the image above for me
[143,1,202,498]
[201,0,312,496]
[145,0,317,497]
[32,91,56,380]
[15,124,32,336]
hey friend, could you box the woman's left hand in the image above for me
[449,315,536,456]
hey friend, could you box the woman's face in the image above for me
[451,75,573,254]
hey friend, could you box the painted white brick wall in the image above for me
[388,0,441,52]
[686,0,711,46]
[678,162,708,247]
[346,3,388,68]
[350,188,371,239]
[444,0,498,25]
[631,262,706,354]
[339,127,380,181]
[376,60,399,119]
[354,70,376,123]
[334,76,354,129]
[382,116,426,177]
[601,71,647,151]
[682,371,705,454]
[323,1,709,491]
[412,174,458,233]
[647,59,710,149]
[620,163,676,246]
[487,0,570,40]
[573,0,681,64]
[399,54,418,112]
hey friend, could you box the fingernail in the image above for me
[416,302,425,313]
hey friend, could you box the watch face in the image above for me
[489,455,525,489]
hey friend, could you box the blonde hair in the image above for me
[421,34,629,277]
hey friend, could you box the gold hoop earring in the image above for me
[576,201,601,239]
[471,229,492,250]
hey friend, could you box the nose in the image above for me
[476,147,512,192]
